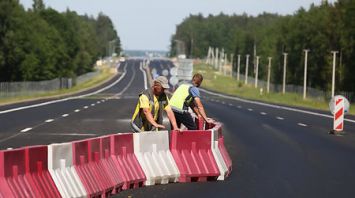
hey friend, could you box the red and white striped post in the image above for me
[333,96,344,132]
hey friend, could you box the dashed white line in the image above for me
[84,106,88,109]
[97,101,101,104]
[20,128,32,133]
[298,123,307,127]
[75,109,80,112]
[248,108,253,111]
[221,101,226,105]
[91,104,95,106]
[276,117,284,120]
[228,103,234,106]
[260,112,267,115]
[62,114,69,117]
[237,106,242,109]
[45,119,54,123]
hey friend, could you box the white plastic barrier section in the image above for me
[210,127,229,180]
[133,131,180,185]
[48,142,87,198]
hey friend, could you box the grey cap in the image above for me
[154,76,170,89]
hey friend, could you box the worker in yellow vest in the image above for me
[131,76,179,132]
[169,73,213,130]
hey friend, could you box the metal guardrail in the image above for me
[0,70,100,98]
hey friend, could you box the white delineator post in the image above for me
[245,54,250,84]
[254,56,260,88]
[331,51,338,98]
[333,96,344,132]
[303,49,310,99]
[282,53,288,94]
[237,54,241,81]
[267,57,272,94]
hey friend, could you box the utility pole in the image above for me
[267,57,272,93]
[237,54,241,81]
[303,49,310,99]
[255,56,260,88]
[245,54,250,84]
[282,53,288,94]
[331,51,338,98]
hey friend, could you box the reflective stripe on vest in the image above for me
[170,84,193,112]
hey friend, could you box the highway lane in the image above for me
[0,59,146,149]
[117,59,355,198]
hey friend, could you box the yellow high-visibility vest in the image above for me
[170,84,193,112]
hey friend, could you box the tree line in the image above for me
[170,0,355,94]
[0,0,121,82]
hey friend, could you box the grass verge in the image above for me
[194,63,355,115]
[0,67,116,106]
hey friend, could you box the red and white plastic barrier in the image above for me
[109,133,145,190]
[48,142,86,198]
[333,96,345,131]
[0,120,232,197]
[133,131,180,185]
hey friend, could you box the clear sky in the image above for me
[19,0,336,51]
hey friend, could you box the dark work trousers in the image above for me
[173,110,197,130]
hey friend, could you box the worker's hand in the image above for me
[172,126,181,132]
[206,117,214,124]
[154,124,166,129]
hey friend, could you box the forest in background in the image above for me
[0,0,121,82]
[170,0,355,94]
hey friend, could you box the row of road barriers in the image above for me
[0,119,232,197]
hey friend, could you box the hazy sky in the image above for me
[19,0,336,51]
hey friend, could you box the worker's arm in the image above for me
[142,108,165,129]
[165,105,179,130]
[194,97,213,123]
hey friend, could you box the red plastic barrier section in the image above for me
[110,133,146,190]
[170,131,220,182]
[0,146,60,198]
[72,139,114,197]
[207,122,232,177]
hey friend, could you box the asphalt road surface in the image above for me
[1,58,355,198]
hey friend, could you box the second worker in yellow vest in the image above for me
[169,73,213,130]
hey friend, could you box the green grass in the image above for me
[195,63,355,115]
[0,67,116,105]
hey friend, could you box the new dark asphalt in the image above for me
[1,59,355,198]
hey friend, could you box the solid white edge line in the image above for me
[200,88,355,124]
[20,128,32,133]
[0,63,127,115]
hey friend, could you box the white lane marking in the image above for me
[45,119,54,123]
[20,128,32,133]
[91,104,95,106]
[101,100,105,102]
[276,117,284,120]
[221,101,226,105]
[200,88,355,124]
[39,133,97,136]
[260,112,267,115]
[97,101,101,104]
[237,106,242,109]
[75,109,80,112]
[228,103,234,106]
[215,100,220,103]
[210,99,215,102]
[84,106,88,109]
[114,65,136,97]
[139,63,148,89]
[298,123,307,127]
[248,108,253,111]
[0,63,127,115]
[62,114,69,117]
